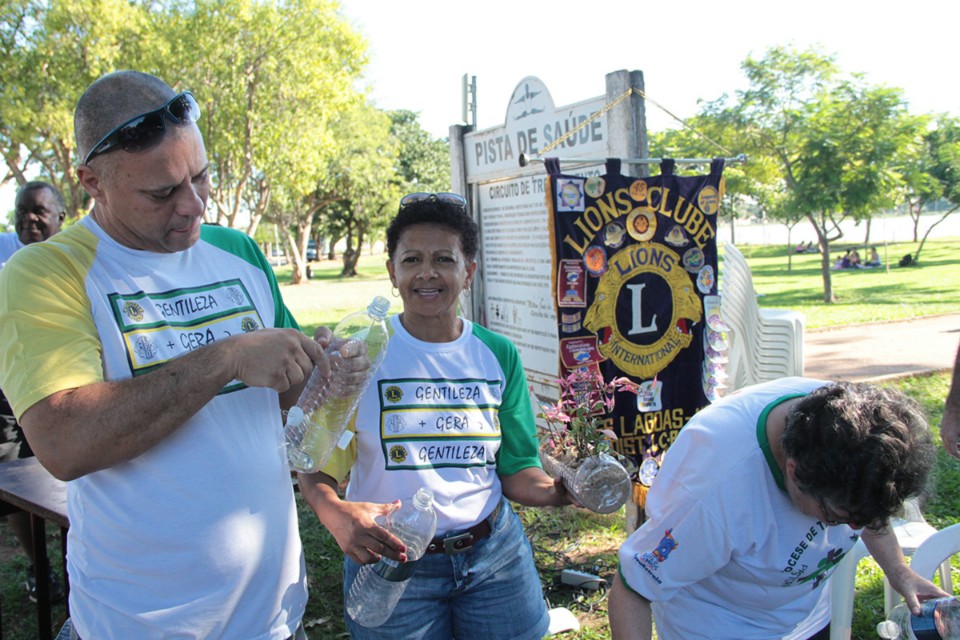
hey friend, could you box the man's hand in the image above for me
[327,338,372,399]
[229,328,329,393]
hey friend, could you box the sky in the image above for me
[339,0,960,140]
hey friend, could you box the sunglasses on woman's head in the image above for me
[399,192,467,210]
[83,91,201,165]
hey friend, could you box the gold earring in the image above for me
[391,286,400,298]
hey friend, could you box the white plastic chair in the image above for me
[719,242,805,389]
[907,522,960,589]
[829,500,947,640]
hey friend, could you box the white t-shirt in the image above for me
[324,314,542,535]
[0,217,306,639]
[618,377,860,640]
[0,232,23,269]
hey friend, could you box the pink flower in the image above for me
[535,368,642,461]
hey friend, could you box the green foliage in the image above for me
[693,46,947,302]
[161,0,367,237]
[389,109,450,193]
[0,0,155,216]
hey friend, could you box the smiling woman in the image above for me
[296,192,579,640]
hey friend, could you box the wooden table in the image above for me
[0,457,68,640]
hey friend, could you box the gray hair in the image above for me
[74,71,175,162]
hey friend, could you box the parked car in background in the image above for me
[307,240,318,261]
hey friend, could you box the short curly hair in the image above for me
[782,382,935,530]
[385,195,478,262]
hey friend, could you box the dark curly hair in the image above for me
[385,195,478,262]
[782,382,935,530]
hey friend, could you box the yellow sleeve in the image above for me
[320,412,359,483]
[0,230,103,419]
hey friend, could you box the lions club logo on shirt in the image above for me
[123,300,145,322]
[389,445,407,464]
[385,386,403,403]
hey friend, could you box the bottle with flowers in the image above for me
[534,367,639,513]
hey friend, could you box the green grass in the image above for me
[275,254,400,337]
[734,237,960,329]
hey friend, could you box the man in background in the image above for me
[0,180,65,267]
[0,180,66,601]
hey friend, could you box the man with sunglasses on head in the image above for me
[0,70,345,639]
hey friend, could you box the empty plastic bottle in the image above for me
[346,487,438,628]
[877,597,960,639]
[284,296,390,473]
[539,448,631,514]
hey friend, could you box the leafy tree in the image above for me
[909,116,960,263]
[703,47,918,302]
[160,0,367,238]
[0,0,153,215]
[389,109,450,193]
[896,116,940,242]
[314,102,399,278]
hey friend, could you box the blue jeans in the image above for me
[343,498,549,640]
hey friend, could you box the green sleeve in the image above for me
[200,224,299,330]
[472,324,542,475]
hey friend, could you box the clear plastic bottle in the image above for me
[539,448,631,514]
[346,487,438,628]
[878,597,960,639]
[284,296,391,473]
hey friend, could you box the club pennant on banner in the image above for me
[545,157,728,504]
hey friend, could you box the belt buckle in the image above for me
[442,531,474,555]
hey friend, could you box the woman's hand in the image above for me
[885,565,950,615]
[324,499,409,565]
[298,472,407,565]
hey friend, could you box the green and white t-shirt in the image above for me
[618,377,860,640]
[0,216,306,639]
[324,314,541,535]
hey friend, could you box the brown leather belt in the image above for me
[425,501,502,555]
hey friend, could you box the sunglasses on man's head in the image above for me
[399,192,466,211]
[83,91,201,165]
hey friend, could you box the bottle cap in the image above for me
[876,620,900,639]
[337,430,354,450]
[368,296,391,320]
[286,406,304,427]
[413,487,435,507]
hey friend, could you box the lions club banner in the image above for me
[546,157,728,494]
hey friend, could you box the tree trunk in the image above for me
[786,227,794,273]
[911,201,922,242]
[810,212,836,303]
[326,235,340,260]
[341,224,364,277]
[914,205,960,263]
